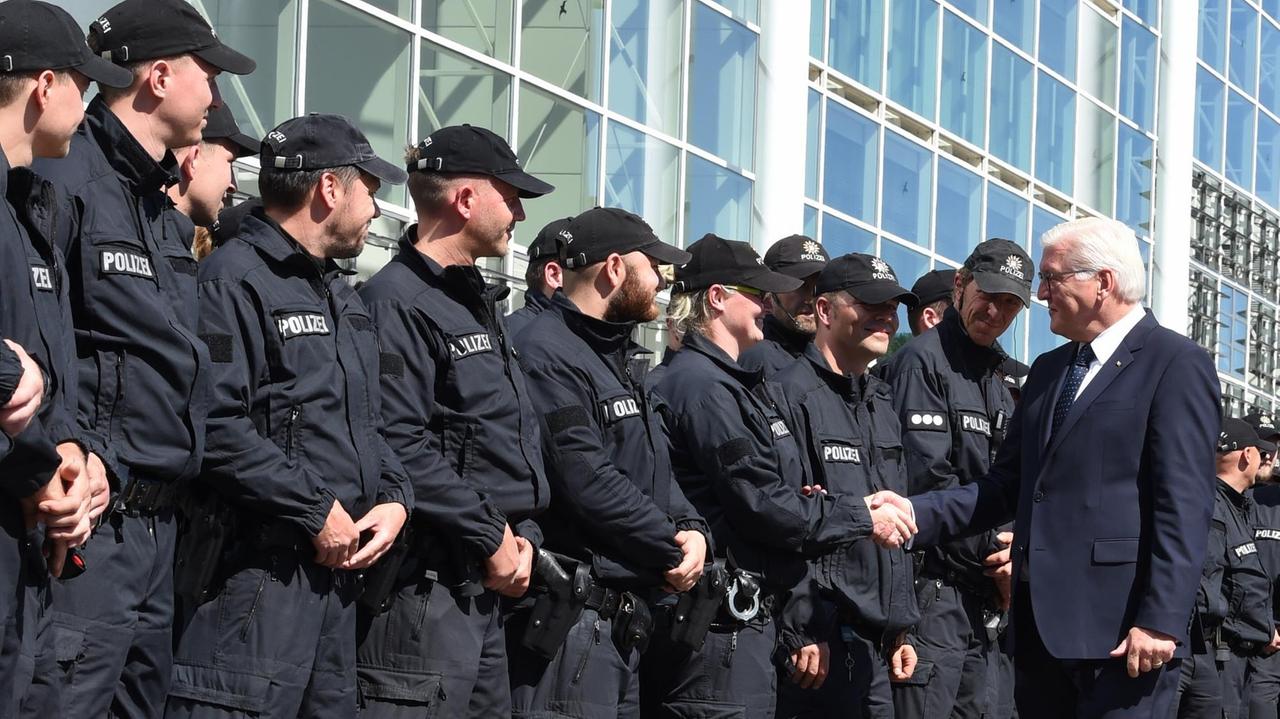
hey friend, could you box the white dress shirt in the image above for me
[1073,303,1146,400]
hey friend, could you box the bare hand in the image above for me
[664,530,707,593]
[864,491,917,548]
[789,642,829,689]
[1109,626,1176,678]
[0,340,43,436]
[983,531,1013,611]
[801,484,827,496]
[484,524,528,597]
[512,535,534,598]
[312,500,359,568]
[1266,628,1280,657]
[85,452,110,526]
[341,503,408,570]
[42,443,91,545]
[890,643,918,681]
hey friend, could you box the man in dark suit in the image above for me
[877,217,1221,717]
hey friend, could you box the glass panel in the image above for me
[1219,285,1248,378]
[608,0,683,136]
[517,85,601,245]
[1266,0,1280,21]
[1116,127,1153,236]
[830,0,884,90]
[1195,66,1226,168]
[1125,0,1158,26]
[1120,18,1157,132]
[1075,100,1115,214]
[949,0,986,23]
[1258,112,1280,209]
[417,40,511,138]
[1032,205,1065,260]
[823,101,879,222]
[688,4,757,169]
[887,0,939,119]
[810,0,825,59]
[879,240,931,333]
[986,183,1028,248]
[990,46,1033,171]
[1035,72,1075,194]
[935,159,983,262]
[1230,0,1259,95]
[306,0,412,205]
[521,0,605,102]
[1263,21,1280,115]
[204,0,299,140]
[605,123,680,246]
[1201,0,1228,71]
[421,0,514,62]
[940,11,987,146]
[992,0,1034,51]
[1029,302,1064,358]
[806,90,821,201]
[1079,7,1118,108]
[1039,0,1078,82]
[804,204,819,239]
[881,132,932,246]
[1226,90,1256,189]
[822,213,876,255]
[364,0,411,18]
[684,154,752,244]
[711,0,758,24]
[997,314,1026,361]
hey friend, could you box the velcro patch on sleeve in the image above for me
[348,315,372,332]
[546,405,591,434]
[905,410,948,432]
[200,334,234,363]
[379,352,404,379]
[717,438,753,467]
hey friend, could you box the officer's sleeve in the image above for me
[520,360,684,572]
[370,378,413,513]
[1200,518,1228,626]
[885,364,960,496]
[0,415,59,498]
[198,277,336,536]
[776,563,835,657]
[364,299,507,560]
[1224,532,1274,647]
[0,339,20,407]
[678,386,871,555]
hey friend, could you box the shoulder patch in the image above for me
[348,315,372,332]
[99,248,154,279]
[30,265,53,291]
[906,410,948,432]
[958,411,991,437]
[379,352,404,379]
[821,440,861,464]
[200,333,233,363]
[1256,528,1280,541]
[1233,542,1258,559]
[717,437,753,466]
[546,405,592,434]
[447,332,493,360]
[601,396,641,425]
[769,419,792,440]
[276,312,330,340]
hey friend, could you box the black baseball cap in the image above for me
[1219,418,1277,454]
[408,124,554,198]
[87,0,256,75]
[911,269,957,306]
[963,239,1033,307]
[527,216,574,264]
[815,253,919,307]
[261,114,407,185]
[674,234,802,294]
[559,207,690,269]
[202,104,256,158]
[1244,411,1280,441]
[0,1,132,88]
[763,234,829,280]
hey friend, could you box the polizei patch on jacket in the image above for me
[276,313,330,340]
[601,396,640,424]
[448,332,493,360]
[821,442,861,464]
[99,249,154,279]
[769,420,792,439]
[959,412,991,437]
[30,265,53,291]
[1233,542,1258,558]
[1257,528,1280,541]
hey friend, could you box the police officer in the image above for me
[506,216,571,337]
[166,114,412,718]
[906,269,955,337]
[30,1,256,713]
[879,239,1032,719]
[644,234,917,717]
[1243,411,1280,719]
[355,124,552,716]
[509,206,708,715]
[772,254,921,718]
[166,103,257,239]
[738,234,829,377]
[1173,418,1275,718]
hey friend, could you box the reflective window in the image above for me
[1196,67,1226,168]
[990,46,1033,172]
[418,40,511,138]
[1125,0,1159,26]
[1029,302,1064,358]
[1226,90,1256,189]
[688,4,757,169]
[517,85,602,243]
[804,204,819,239]
[824,101,879,222]
[521,0,604,102]
[609,0,683,136]
[806,90,821,201]
[935,159,983,262]
[206,0,300,139]
[1120,18,1157,132]
[684,154,752,244]
[940,11,987,146]
[422,0,513,62]
[810,0,825,59]
[711,0,758,24]
[1200,0,1228,70]
[881,132,932,246]
[1039,0,1078,81]
[887,0,939,119]
[1266,0,1280,20]
[822,214,876,255]
[364,0,411,19]
[1257,112,1280,209]
[987,183,1028,248]
[1116,126,1154,235]
[605,123,680,247]
[61,0,112,28]
[1079,7,1118,108]
[992,0,1034,52]
[948,0,986,23]
[830,0,884,90]
[1220,283,1248,378]
[1230,0,1259,95]
[1076,100,1115,213]
[307,0,412,205]
[880,239,930,331]
[1262,21,1280,115]
[1032,204,1065,261]
[998,315,1026,362]
[1035,72,1075,194]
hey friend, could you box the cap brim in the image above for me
[741,268,804,294]
[194,43,257,76]
[775,260,826,280]
[356,156,409,186]
[212,131,259,158]
[973,272,1031,306]
[1259,439,1278,454]
[847,281,919,308]
[74,54,133,88]
[496,169,555,198]
[639,240,692,266]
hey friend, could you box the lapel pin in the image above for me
[1115,361,1122,367]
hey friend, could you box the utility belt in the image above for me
[520,550,653,660]
[916,550,997,603]
[111,475,182,519]
[359,521,488,616]
[1193,614,1261,660]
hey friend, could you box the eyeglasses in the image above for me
[725,285,764,298]
[1037,268,1098,287]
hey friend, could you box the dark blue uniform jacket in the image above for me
[738,314,811,379]
[505,288,553,339]
[1198,480,1273,653]
[1251,483,1280,624]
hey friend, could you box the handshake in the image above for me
[863,491,916,549]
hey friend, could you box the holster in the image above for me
[611,592,653,653]
[670,562,730,651]
[358,525,413,616]
[173,492,233,607]
[521,550,592,660]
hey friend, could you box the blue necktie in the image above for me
[1051,343,1095,436]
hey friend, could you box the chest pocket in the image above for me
[267,303,334,381]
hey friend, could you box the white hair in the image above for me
[1039,217,1146,303]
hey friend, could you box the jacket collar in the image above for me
[550,293,638,354]
[239,208,347,278]
[523,288,554,313]
[683,331,761,387]
[83,96,179,195]
[936,307,1005,375]
[800,341,888,403]
[394,226,510,306]
[1217,477,1253,511]
[762,314,813,358]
